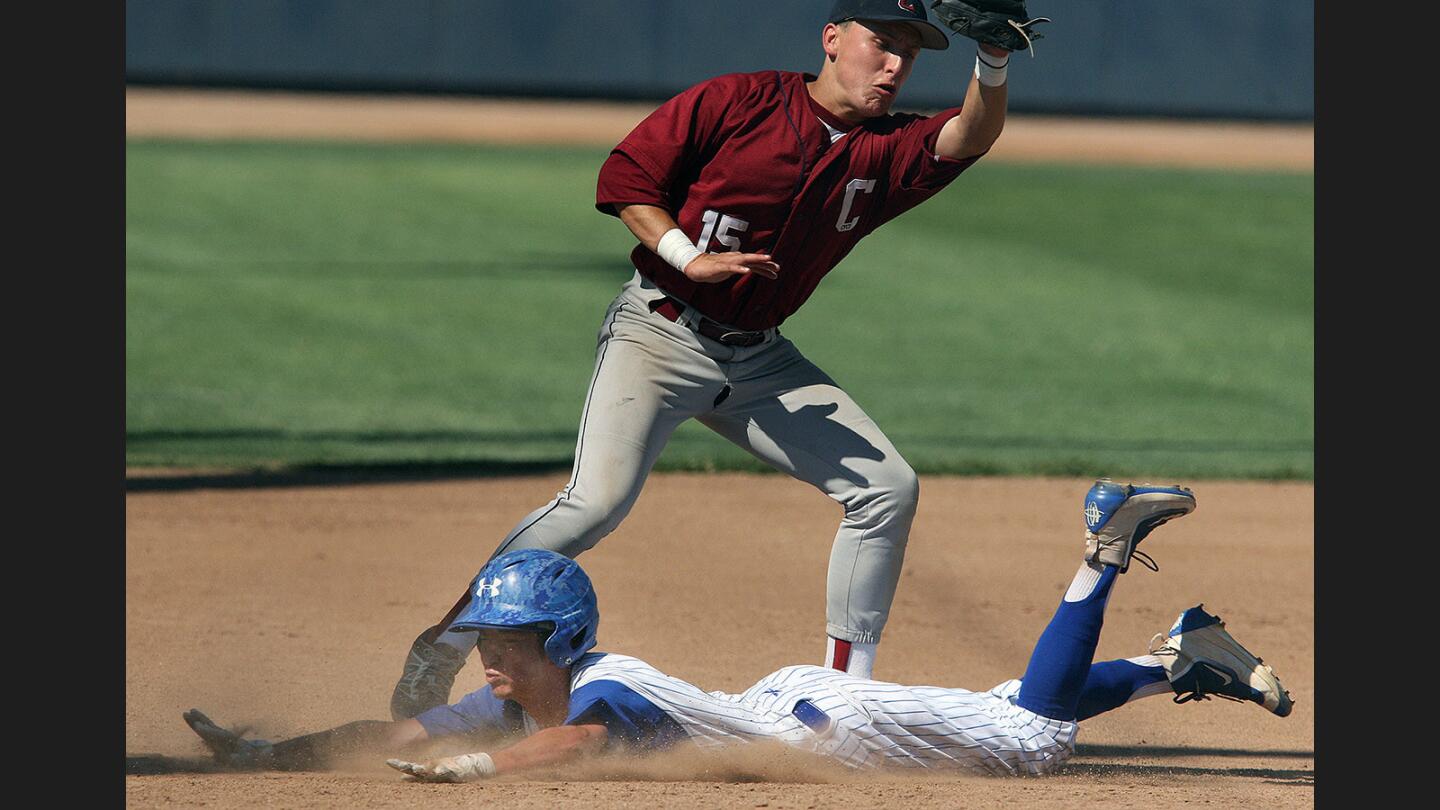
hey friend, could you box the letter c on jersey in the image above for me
[836,179,877,232]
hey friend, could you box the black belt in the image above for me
[649,297,769,347]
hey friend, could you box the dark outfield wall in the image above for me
[125,1,1313,120]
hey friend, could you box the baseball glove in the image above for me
[929,1,1051,55]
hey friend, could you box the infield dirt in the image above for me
[124,87,1314,171]
[125,474,1314,807]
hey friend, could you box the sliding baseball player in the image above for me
[185,480,1293,779]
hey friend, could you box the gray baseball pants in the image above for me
[489,271,918,644]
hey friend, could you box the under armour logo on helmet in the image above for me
[475,577,502,597]
[897,0,916,12]
[1084,502,1103,528]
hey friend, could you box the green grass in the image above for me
[125,140,1313,479]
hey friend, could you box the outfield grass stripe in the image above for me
[126,139,1312,479]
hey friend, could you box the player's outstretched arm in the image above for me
[387,723,609,783]
[934,43,1010,161]
[184,709,431,771]
[616,203,779,283]
[264,718,430,770]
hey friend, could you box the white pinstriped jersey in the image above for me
[569,653,1077,775]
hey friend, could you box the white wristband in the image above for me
[655,228,703,273]
[974,50,1009,87]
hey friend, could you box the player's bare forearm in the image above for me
[487,723,610,774]
[616,203,682,252]
[615,202,779,283]
[935,46,1010,160]
[387,723,609,782]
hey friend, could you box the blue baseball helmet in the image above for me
[451,548,599,667]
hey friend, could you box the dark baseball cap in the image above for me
[828,0,950,50]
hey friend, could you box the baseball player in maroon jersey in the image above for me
[391,0,1022,720]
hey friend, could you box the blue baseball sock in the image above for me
[1073,659,1170,721]
[1016,564,1118,721]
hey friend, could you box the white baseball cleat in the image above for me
[1082,479,1196,573]
[1149,605,1294,717]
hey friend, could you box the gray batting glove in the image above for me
[183,709,274,768]
[386,752,496,782]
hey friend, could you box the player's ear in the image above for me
[822,22,842,62]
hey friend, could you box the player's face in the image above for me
[476,628,553,699]
[826,20,922,118]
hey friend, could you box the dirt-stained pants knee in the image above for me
[478,273,918,643]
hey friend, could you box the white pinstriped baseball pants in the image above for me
[490,271,919,644]
[750,671,1077,774]
[615,662,1077,775]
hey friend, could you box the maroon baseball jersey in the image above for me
[595,70,982,331]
